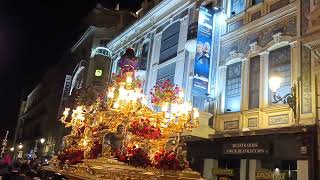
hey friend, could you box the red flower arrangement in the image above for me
[57,147,84,164]
[129,118,161,139]
[153,150,182,171]
[87,141,102,159]
[115,147,151,168]
[150,79,180,106]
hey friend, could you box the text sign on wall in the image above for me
[223,143,270,155]
[62,75,72,97]
[192,6,213,96]
[256,170,286,180]
[212,169,234,176]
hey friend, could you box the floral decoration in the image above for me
[115,147,151,168]
[150,79,181,106]
[57,147,84,164]
[129,118,161,139]
[153,150,182,171]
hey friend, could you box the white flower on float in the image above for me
[164,112,170,119]
[83,139,88,147]
[186,102,193,112]
[126,89,135,101]
[161,102,169,112]
[178,90,184,99]
[107,87,115,98]
[134,87,142,99]
[118,85,126,100]
[126,76,133,84]
[113,101,120,109]
[141,96,148,106]
[63,108,70,116]
[193,108,199,119]
[126,72,133,84]
[171,103,179,114]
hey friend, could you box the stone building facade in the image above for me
[107,0,320,179]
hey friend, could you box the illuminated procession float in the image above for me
[44,48,203,179]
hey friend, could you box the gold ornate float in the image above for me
[44,48,202,179]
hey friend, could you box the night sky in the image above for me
[0,0,142,140]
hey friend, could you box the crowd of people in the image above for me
[0,152,44,180]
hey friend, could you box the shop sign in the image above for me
[212,168,234,176]
[223,142,270,155]
[256,170,286,180]
[192,6,213,96]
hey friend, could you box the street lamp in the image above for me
[17,143,23,159]
[269,75,297,118]
[10,147,14,152]
[18,144,23,150]
[40,138,45,144]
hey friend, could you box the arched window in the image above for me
[159,21,181,64]
[249,55,260,109]
[268,45,291,104]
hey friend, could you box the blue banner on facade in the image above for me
[192,6,213,96]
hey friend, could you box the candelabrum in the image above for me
[1,131,9,157]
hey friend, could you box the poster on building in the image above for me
[192,6,213,96]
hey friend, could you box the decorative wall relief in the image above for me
[301,0,310,35]
[228,20,244,32]
[301,46,312,114]
[302,0,320,34]
[313,48,320,71]
[224,120,239,130]
[270,0,290,12]
[220,17,297,64]
[268,114,289,125]
[248,118,258,127]
[251,11,261,21]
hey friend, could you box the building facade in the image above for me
[107,0,320,179]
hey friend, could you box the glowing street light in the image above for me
[269,75,297,119]
[269,76,281,93]
[10,147,14,152]
[40,138,45,144]
[18,144,23,150]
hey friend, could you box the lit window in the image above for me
[95,69,103,77]
[268,45,291,105]
[249,56,260,109]
[230,0,246,16]
[139,42,150,70]
[159,22,180,64]
[225,62,242,112]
